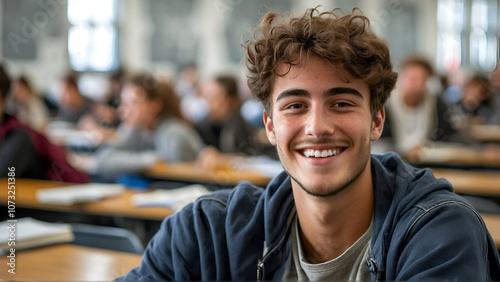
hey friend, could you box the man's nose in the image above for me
[304,108,334,138]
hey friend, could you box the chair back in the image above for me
[71,223,144,254]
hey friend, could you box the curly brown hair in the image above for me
[244,7,398,119]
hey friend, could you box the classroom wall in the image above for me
[0,0,440,101]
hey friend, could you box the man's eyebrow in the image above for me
[276,87,364,102]
[275,88,310,102]
[326,87,364,99]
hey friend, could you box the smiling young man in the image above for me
[117,8,500,281]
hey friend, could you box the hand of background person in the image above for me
[407,144,425,163]
[196,146,233,171]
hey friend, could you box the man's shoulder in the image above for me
[191,182,267,215]
[188,172,291,221]
[371,152,457,207]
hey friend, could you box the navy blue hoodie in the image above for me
[117,152,500,281]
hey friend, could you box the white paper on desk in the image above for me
[36,183,126,205]
[132,184,210,212]
[0,217,74,252]
[231,156,283,178]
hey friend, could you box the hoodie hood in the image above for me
[369,152,455,275]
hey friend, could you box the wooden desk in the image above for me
[470,124,500,143]
[0,178,173,221]
[413,143,500,168]
[431,169,500,196]
[142,161,272,187]
[0,244,140,281]
[482,214,500,247]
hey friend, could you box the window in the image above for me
[469,0,497,71]
[67,0,118,72]
[437,0,498,72]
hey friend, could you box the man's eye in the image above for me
[286,103,304,109]
[335,102,351,108]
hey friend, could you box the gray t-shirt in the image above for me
[283,216,372,281]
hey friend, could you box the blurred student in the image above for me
[0,64,89,182]
[379,55,456,158]
[77,69,125,144]
[56,74,93,124]
[451,73,494,125]
[94,67,125,128]
[177,64,209,123]
[491,67,500,124]
[6,75,49,133]
[195,75,277,170]
[93,74,204,177]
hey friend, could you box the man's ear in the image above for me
[371,107,385,141]
[263,110,276,146]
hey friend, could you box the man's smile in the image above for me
[299,147,346,158]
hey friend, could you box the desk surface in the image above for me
[142,161,273,187]
[470,124,500,143]
[0,178,173,221]
[0,244,140,281]
[431,168,500,196]
[413,143,500,168]
[482,214,500,247]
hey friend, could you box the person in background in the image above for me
[93,73,205,178]
[0,64,89,182]
[451,73,495,125]
[77,68,125,145]
[56,73,93,124]
[177,63,209,123]
[491,67,500,124]
[5,75,49,133]
[195,75,259,170]
[84,68,124,129]
[378,54,456,158]
[116,8,500,281]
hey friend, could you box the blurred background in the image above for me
[2,0,500,259]
[0,0,498,101]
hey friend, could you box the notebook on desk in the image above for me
[132,184,211,212]
[0,217,74,253]
[36,183,126,205]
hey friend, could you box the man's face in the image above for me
[264,56,384,197]
[399,65,429,107]
[59,83,81,109]
[463,81,489,109]
[201,80,230,122]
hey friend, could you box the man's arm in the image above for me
[391,201,500,280]
[115,193,230,281]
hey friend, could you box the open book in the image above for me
[0,218,74,253]
[36,183,126,205]
[132,184,211,212]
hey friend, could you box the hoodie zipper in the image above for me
[256,260,264,281]
[256,207,296,281]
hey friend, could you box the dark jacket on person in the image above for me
[196,111,257,155]
[116,152,500,281]
[0,114,89,182]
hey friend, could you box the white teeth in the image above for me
[302,149,339,158]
